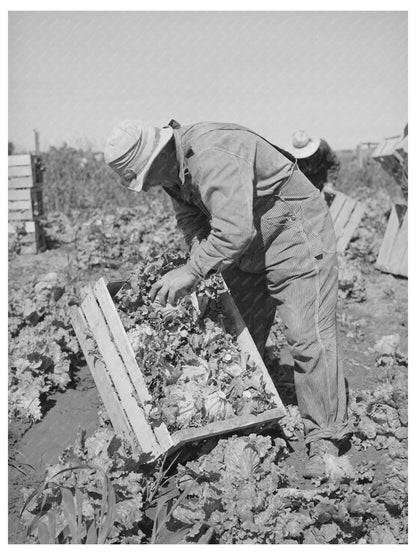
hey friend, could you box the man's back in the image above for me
[177,122,295,197]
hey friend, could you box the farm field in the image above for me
[8,148,408,544]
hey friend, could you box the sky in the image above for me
[8,10,408,152]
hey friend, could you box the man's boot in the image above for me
[303,439,339,480]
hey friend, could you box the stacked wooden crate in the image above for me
[8,154,45,254]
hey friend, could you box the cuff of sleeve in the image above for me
[186,259,204,280]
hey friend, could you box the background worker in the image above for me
[104,119,351,479]
[288,130,340,193]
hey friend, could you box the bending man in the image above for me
[104,119,350,478]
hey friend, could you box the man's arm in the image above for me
[164,187,211,250]
[321,139,340,184]
[185,148,256,278]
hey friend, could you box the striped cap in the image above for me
[104,120,173,192]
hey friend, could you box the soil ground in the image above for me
[8,241,407,543]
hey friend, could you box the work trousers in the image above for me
[222,168,349,445]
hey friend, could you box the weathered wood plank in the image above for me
[8,176,36,189]
[8,154,32,166]
[388,211,408,276]
[219,291,286,415]
[329,192,347,222]
[171,408,285,451]
[399,237,408,277]
[336,201,365,253]
[70,306,133,439]
[8,165,33,178]
[333,196,357,239]
[8,187,37,202]
[94,278,173,451]
[376,205,401,272]
[9,199,32,211]
[81,288,162,456]
[8,209,37,221]
[19,232,37,245]
[19,243,38,255]
[8,220,37,234]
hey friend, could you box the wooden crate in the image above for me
[8,154,43,189]
[71,278,286,459]
[325,191,365,253]
[375,204,408,278]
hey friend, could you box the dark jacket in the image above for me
[297,139,340,191]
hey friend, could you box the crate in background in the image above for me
[8,154,46,255]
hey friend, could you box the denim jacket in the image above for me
[163,122,296,278]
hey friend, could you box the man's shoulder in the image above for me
[179,122,257,155]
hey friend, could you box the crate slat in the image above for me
[388,211,408,276]
[8,188,40,201]
[70,306,134,439]
[81,289,162,456]
[171,408,285,451]
[333,196,356,239]
[8,220,37,234]
[219,291,286,414]
[336,202,365,253]
[329,192,347,222]
[8,209,37,221]
[94,278,173,451]
[376,205,401,272]
[399,237,408,277]
[8,165,33,178]
[8,176,36,189]
[8,154,32,167]
[19,244,38,255]
[9,200,32,211]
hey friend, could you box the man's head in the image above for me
[104,120,178,191]
[289,130,320,159]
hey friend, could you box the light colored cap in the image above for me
[288,130,320,159]
[104,120,173,192]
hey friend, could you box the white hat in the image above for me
[288,130,320,159]
[104,120,173,192]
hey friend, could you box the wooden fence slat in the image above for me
[388,211,408,276]
[70,306,133,438]
[8,154,32,166]
[8,165,33,178]
[171,408,285,452]
[336,201,365,253]
[219,291,286,415]
[94,278,173,451]
[376,205,401,272]
[81,289,162,455]
[329,192,347,222]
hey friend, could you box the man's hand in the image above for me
[149,265,199,306]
